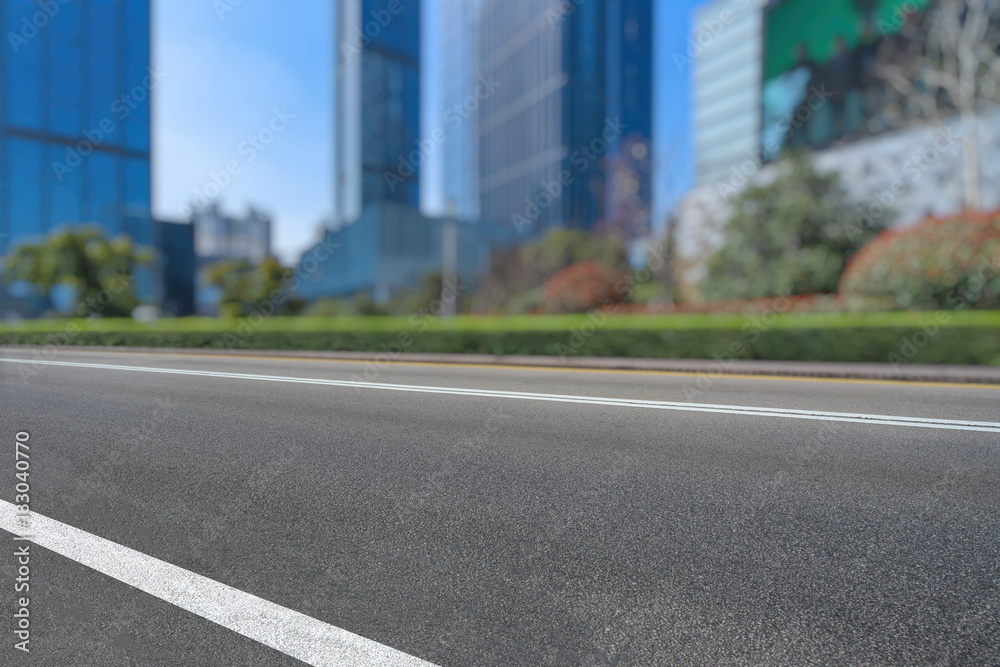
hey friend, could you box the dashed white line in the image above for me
[0,501,437,666]
[2,357,999,433]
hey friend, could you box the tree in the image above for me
[2,226,152,317]
[701,152,880,300]
[874,0,1000,209]
[473,228,629,313]
[636,217,681,306]
[203,257,303,318]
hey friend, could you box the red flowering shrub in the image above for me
[839,209,1000,309]
[539,260,623,314]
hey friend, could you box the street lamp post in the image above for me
[441,200,458,317]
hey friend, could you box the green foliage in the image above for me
[9,309,1000,333]
[538,260,623,313]
[2,311,998,365]
[476,228,629,313]
[301,293,387,317]
[839,209,1000,309]
[203,257,303,318]
[2,226,152,317]
[702,152,881,300]
[383,272,452,315]
[301,273,451,317]
[634,230,679,306]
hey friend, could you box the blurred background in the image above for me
[0,0,998,363]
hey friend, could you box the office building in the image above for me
[438,0,481,220]
[153,219,196,316]
[473,0,653,237]
[189,204,273,315]
[333,0,421,226]
[0,0,155,317]
[0,0,153,272]
[678,0,1000,275]
[191,203,272,264]
[690,0,765,188]
[295,201,518,303]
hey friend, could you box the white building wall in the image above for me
[690,0,766,187]
[676,109,1000,287]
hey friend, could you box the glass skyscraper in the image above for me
[438,0,481,220]
[333,0,421,226]
[0,0,152,262]
[473,0,653,236]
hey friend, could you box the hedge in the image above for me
[1,312,998,365]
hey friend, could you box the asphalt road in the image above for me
[1,347,998,666]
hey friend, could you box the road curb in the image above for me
[3,344,1000,384]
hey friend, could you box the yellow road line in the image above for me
[29,347,1000,390]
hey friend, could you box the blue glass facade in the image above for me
[296,202,518,303]
[562,0,608,230]
[474,0,653,237]
[153,219,195,317]
[601,0,654,237]
[0,0,153,291]
[476,0,564,233]
[334,0,421,225]
[438,0,480,219]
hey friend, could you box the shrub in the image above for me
[2,313,999,365]
[538,260,622,313]
[702,151,880,300]
[475,228,629,313]
[839,209,1000,309]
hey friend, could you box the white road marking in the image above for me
[0,358,1000,433]
[0,501,437,667]
[2,357,999,433]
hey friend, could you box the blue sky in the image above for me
[153,0,701,263]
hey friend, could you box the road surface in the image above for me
[1,348,998,665]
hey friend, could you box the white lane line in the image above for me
[0,501,437,667]
[3,357,1000,433]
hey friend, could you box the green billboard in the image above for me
[761,0,932,160]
